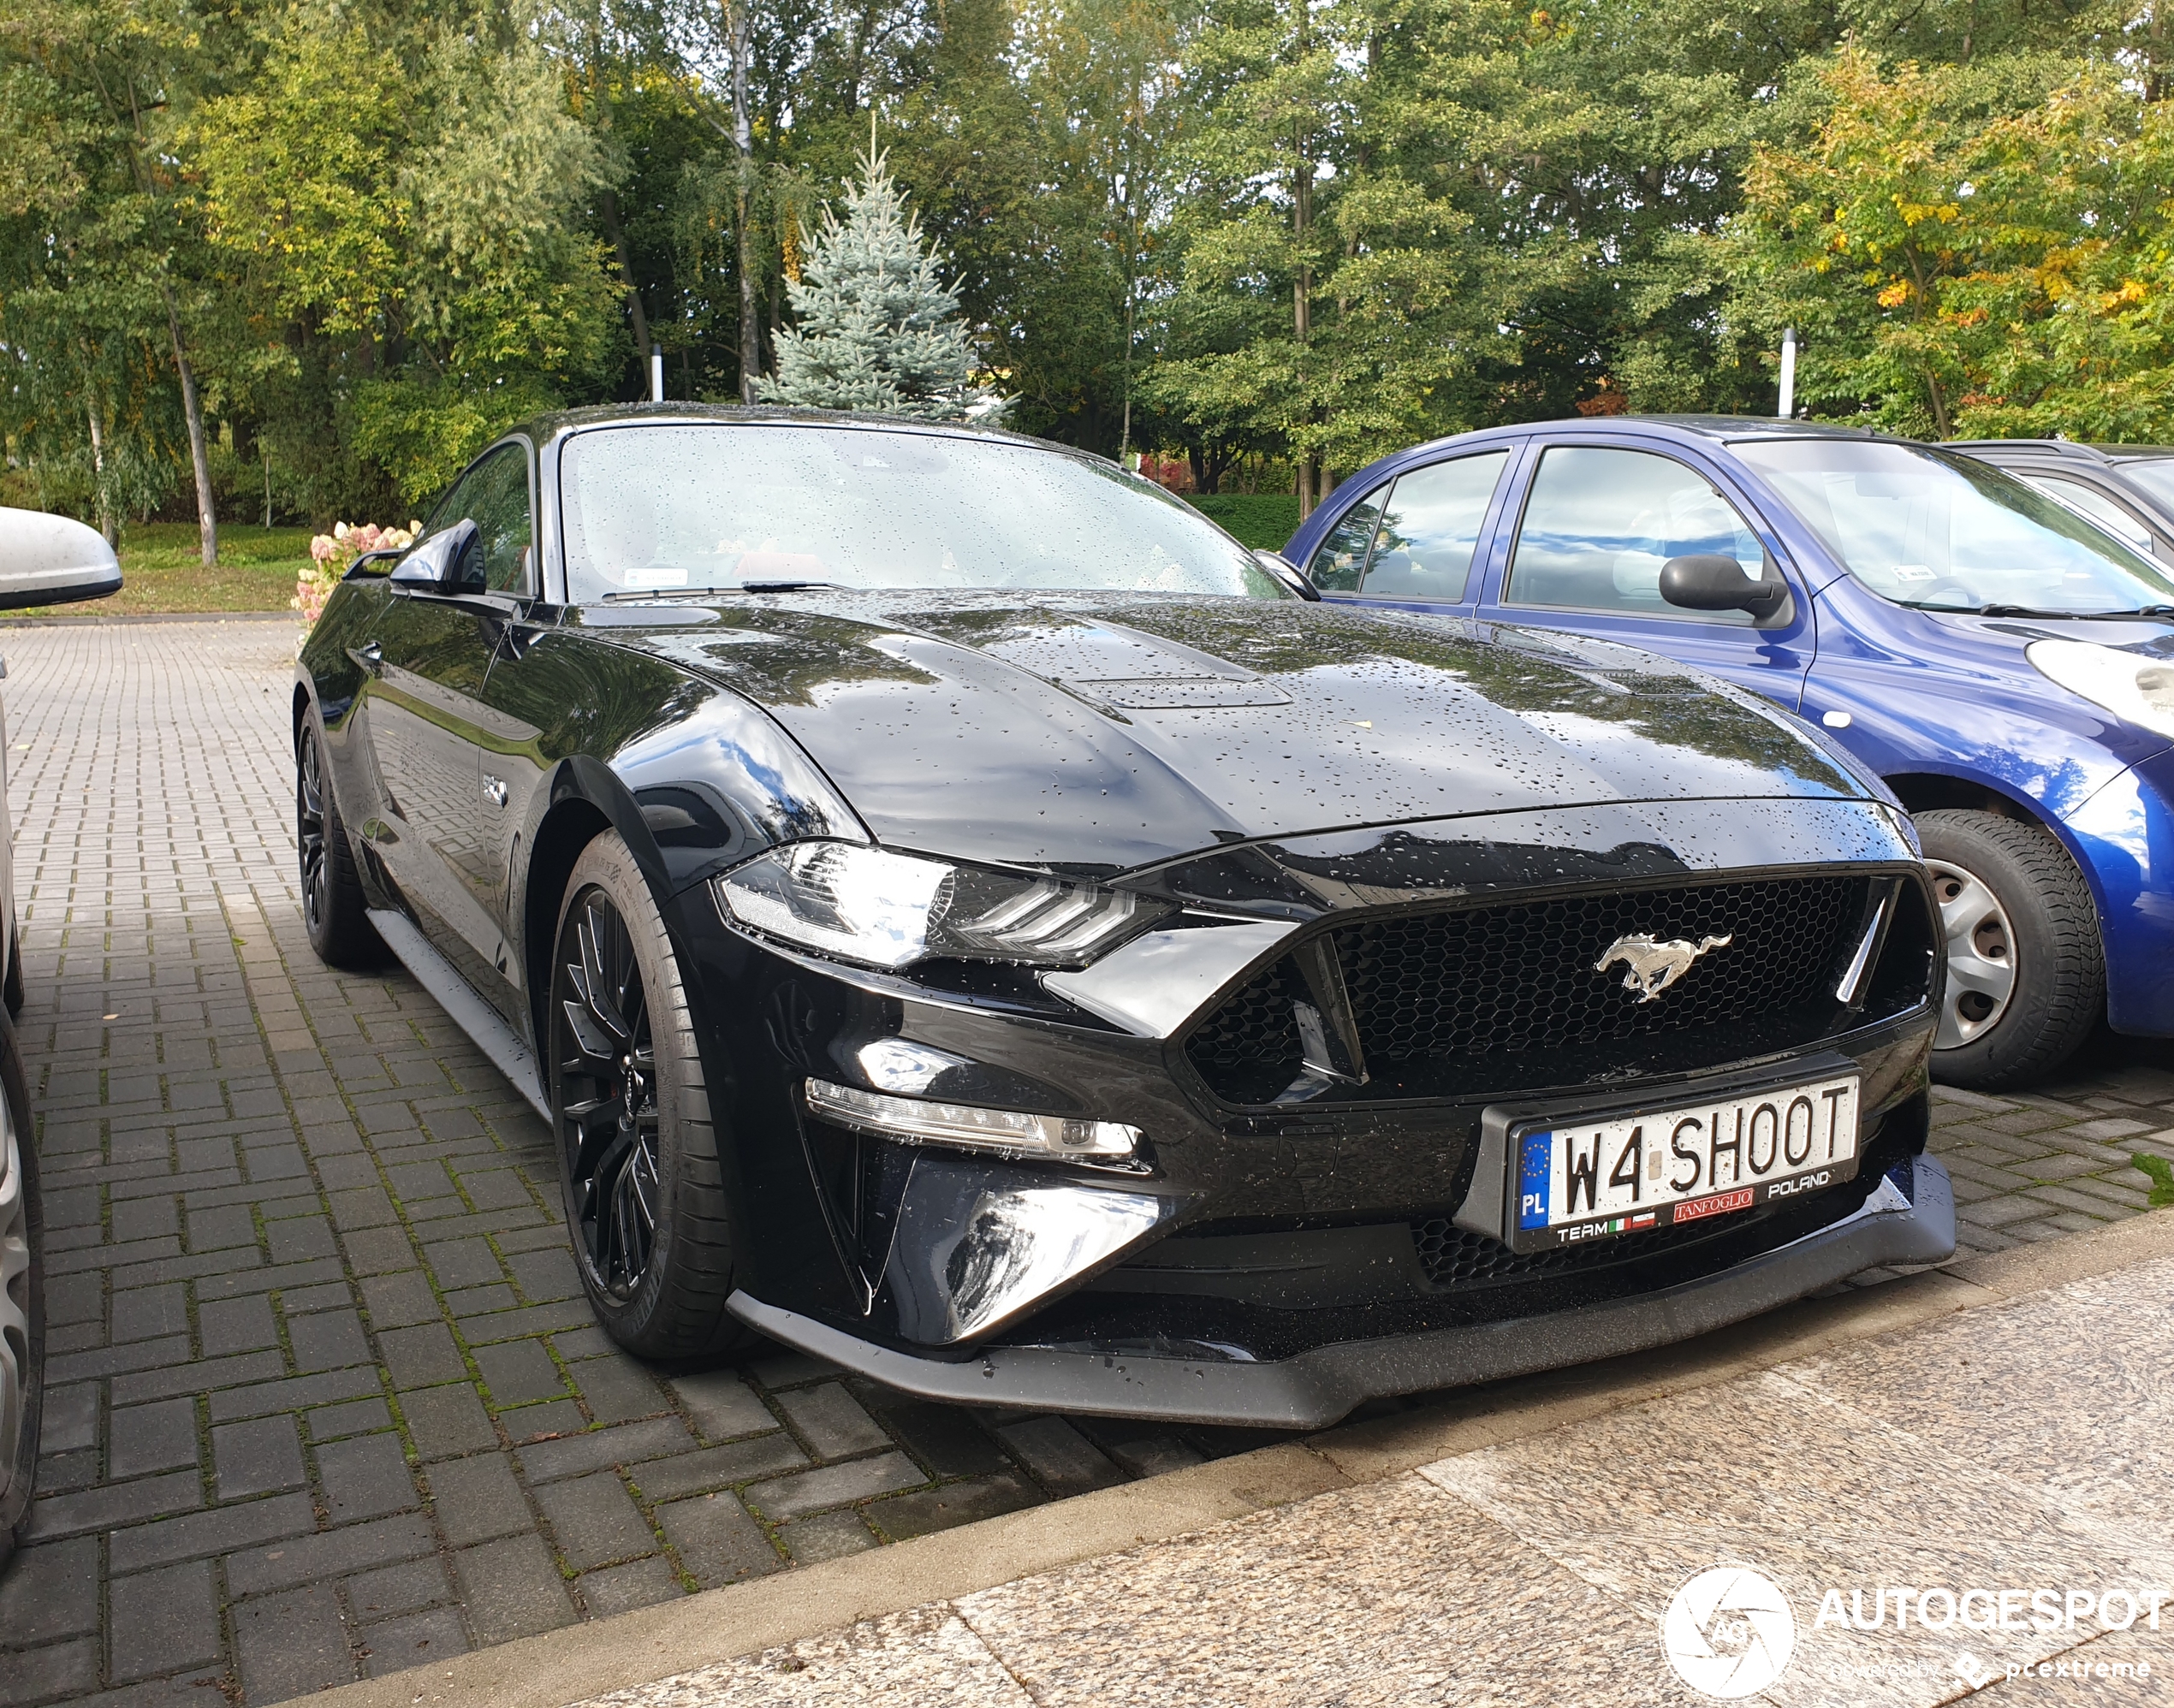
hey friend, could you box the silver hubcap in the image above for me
[1929,857,2017,1049]
[0,1087,27,1504]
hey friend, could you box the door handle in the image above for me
[483,775,508,809]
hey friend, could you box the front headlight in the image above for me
[715,840,1163,970]
[2027,638,2174,741]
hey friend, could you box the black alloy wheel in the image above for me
[296,721,381,968]
[556,889,662,1297]
[298,728,332,930]
[548,832,753,1360]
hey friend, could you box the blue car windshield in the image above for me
[558,423,1291,602]
[1736,439,2174,614]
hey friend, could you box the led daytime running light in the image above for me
[715,841,1158,970]
[805,1077,1141,1159]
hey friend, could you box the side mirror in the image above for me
[390,519,481,595]
[1660,553,1788,619]
[0,507,122,608]
[1253,548,1320,601]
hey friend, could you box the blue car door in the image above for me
[1473,436,1816,712]
[1300,445,1518,614]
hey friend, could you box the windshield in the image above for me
[558,424,1291,603]
[2115,456,2174,514]
[1735,438,2174,614]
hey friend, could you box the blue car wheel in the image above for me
[1916,810,2105,1088]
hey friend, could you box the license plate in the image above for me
[1510,1074,1860,1252]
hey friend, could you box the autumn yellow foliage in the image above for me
[1726,50,2174,441]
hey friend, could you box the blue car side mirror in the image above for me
[1660,553,1788,619]
[391,519,482,595]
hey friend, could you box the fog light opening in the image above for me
[803,1077,1141,1160]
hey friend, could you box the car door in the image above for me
[359,441,535,999]
[1476,438,1815,711]
[1304,448,1514,614]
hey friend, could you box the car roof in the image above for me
[1614,414,1904,442]
[1336,414,1945,496]
[1946,438,2174,466]
[1545,417,2174,459]
[508,401,1096,461]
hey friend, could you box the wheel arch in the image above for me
[522,793,615,1055]
[1885,771,2113,928]
[518,756,692,1061]
[1885,772,2043,825]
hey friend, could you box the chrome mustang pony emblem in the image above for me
[1595,933,1733,1002]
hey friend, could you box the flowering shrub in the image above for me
[1137,451,1195,494]
[297,520,421,624]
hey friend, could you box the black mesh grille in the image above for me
[1185,875,1891,1106]
[1345,877,1856,1058]
[1185,958,1306,1075]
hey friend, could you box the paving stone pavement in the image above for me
[0,617,2165,1705]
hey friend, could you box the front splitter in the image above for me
[727,1157,1956,1430]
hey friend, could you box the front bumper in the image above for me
[729,1154,1953,1429]
[2063,744,2174,1035]
[674,798,1941,1426]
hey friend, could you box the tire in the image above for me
[297,717,383,969]
[549,832,755,1361]
[1917,808,2105,1090]
[0,1013,43,1565]
[4,909,21,1019]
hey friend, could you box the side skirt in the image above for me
[365,907,549,1121]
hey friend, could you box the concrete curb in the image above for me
[312,1207,2174,1708]
[0,609,301,627]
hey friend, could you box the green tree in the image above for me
[0,0,225,557]
[759,149,989,417]
[188,0,619,507]
[1726,48,2174,439]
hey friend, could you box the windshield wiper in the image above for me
[1901,601,2095,619]
[599,586,736,603]
[1969,602,2174,620]
[599,581,845,603]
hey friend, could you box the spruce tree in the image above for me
[759,151,995,420]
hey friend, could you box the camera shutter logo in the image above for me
[1662,1566,1797,1698]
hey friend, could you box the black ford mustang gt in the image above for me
[294,404,1953,1428]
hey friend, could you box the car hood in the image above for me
[1816,590,2174,781]
[596,592,1868,874]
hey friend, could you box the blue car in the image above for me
[1286,417,2174,1089]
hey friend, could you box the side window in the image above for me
[429,444,533,594]
[1357,452,1508,602]
[467,445,534,593]
[1308,483,1386,592]
[2023,475,2157,555]
[1507,446,1776,625]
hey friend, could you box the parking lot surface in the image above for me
[0,617,2166,1705]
